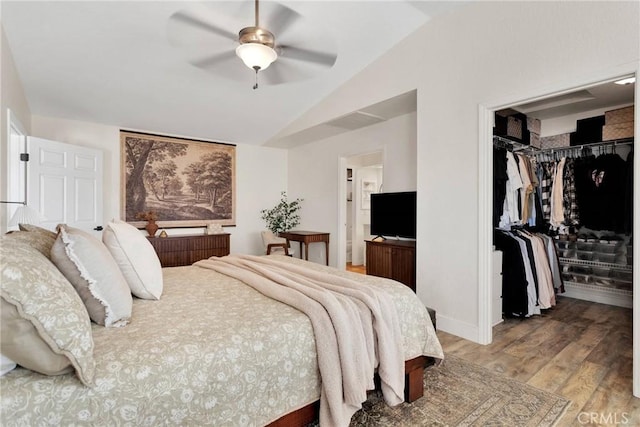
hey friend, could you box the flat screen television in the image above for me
[370,191,416,239]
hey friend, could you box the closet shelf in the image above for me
[563,281,632,309]
[558,257,632,271]
[564,281,632,296]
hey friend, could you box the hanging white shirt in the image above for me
[499,151,524,228]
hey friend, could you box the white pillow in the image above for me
[50,224,132,327]
[102,220,163,300]
[0,354,17,377]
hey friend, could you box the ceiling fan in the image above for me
[168,0,338,89]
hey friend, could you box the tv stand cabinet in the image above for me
[365,239,416,292]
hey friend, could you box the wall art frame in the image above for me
[120,130,236,228]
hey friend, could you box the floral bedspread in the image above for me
[0,256,442,426]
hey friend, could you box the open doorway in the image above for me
[343,151,383,273]
[478,70,638,398]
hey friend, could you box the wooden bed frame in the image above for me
[267,355,431,427]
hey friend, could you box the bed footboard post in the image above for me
[404,356,429,403]
[404,366,424,402]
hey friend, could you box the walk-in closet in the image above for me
[492,79,634,321]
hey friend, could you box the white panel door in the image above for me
[27,137,103,236]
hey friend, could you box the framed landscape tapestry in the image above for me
[120,130,236,228]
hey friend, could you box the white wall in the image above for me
[31,115,288,255]
[288,112,417,265]
[279,1,640,341]
[1,26,32,232]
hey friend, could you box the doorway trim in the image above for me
[477,62,639,396]
[4,109,28,231]
[337,149,386,271]
[337,156,348,270]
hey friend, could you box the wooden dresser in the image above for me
[147,234,230,267]
[365,239,416,292]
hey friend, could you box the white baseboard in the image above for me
[436,313,481,343]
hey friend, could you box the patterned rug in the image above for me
[348,355,570,426]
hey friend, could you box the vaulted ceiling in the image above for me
[1,1,467,146]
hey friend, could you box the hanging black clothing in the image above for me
[624,151,634,233]
[533,191,546,231]
[575,153,626,232]
[494,230,528,317]
[574,155,596,229]
[494,147,508,227]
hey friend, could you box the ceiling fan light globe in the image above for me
[236,43,277,71]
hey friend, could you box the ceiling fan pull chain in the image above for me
[253,67,259,90]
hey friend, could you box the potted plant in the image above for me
[260,192,303,234]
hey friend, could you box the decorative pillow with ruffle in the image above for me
[50,224,132,327]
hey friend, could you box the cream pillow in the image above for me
[1,300,72,375]
[0,237,95,385]
[6,225,56,259]
[50,224,133,327]
[18,223,57,239]
[102,220,163,300]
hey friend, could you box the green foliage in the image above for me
[260,192,303,234]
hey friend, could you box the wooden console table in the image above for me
[366,239,416,291]
[279,231,330,265]
[147,233,230,267]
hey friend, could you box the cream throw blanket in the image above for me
[194,255,405,427]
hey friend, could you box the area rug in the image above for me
[347,355,570,426]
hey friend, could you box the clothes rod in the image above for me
[493,135,633,154]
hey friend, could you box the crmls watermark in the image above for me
[578,412,630,425]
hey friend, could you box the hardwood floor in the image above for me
[437,296,638,425]
[347,262,637,423]
[346,263,366,274]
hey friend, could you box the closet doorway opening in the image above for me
[479,70,638,398]
[341,151,383,274]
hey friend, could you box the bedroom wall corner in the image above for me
[234,143,288,255]
[1,25,32,234]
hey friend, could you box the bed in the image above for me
[0,225,443,427]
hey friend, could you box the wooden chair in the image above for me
[261,230,293,256]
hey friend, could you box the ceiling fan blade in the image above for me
[191,50,237,70]
[268,3,302,39]
[261,62,288,86]
[261,60,315,86]
[278,45,337,68]
[173,12,238,42]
